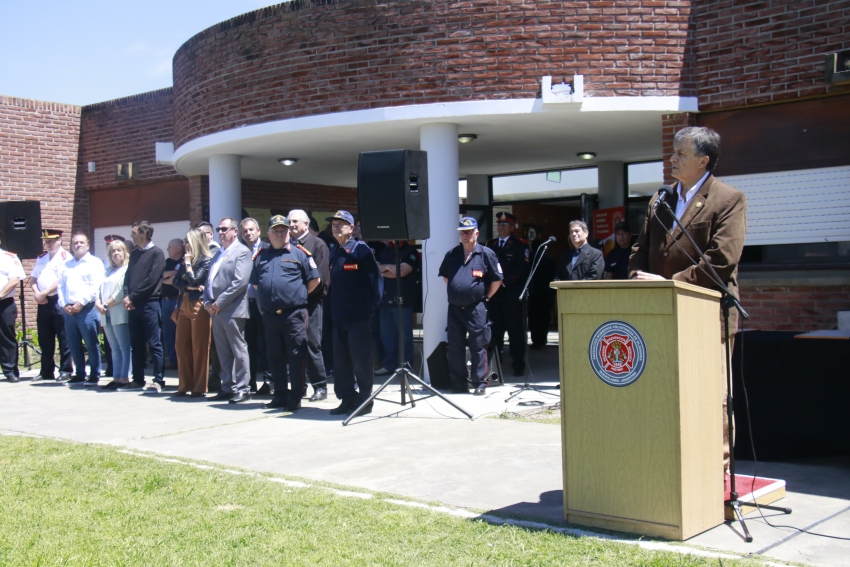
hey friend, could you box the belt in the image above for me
[451,300,482,311]
[264,306,305,316]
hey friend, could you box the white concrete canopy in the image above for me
[172,97,697,188]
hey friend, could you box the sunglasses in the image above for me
[216,227,233,232]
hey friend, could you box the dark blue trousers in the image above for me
[128,300,163,384]
[332,319,374,403]
[447,302,491,389]
[263,308,308,402]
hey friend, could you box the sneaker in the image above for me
[100,381,121,391]
[67,376,86,385]
[57,372,72,382]
[117,381,145,392]
[83,377,99,387]
[152,378,166,392]
[309,388,327,402]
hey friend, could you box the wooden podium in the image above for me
[551,280,724,540]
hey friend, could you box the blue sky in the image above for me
[0,1,278,106]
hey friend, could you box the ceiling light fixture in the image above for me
[458,134,478,144]
[279,158,298,166]
[577,152,596,160]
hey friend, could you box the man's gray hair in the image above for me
[674,126,721,171]
[219,217,239,230]
[569,220,588,232]
[288,209,309,223]
[240,217,259,229]
[169,238,185,249]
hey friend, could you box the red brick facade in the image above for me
[740,284,850,332]
[689,0,850,111]
[0,96,83,330]
[172,0,695,148]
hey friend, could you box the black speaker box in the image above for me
[0,201,42,260]
[357,150,429,241]
[426,341,451,390]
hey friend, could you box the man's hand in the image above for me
[63,304,74,315]
[95,300,107,315]
[33,290,48,304]
[123,297,134,311]
[633,270,665,281]
[205,302,220,316]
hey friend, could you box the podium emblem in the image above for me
[588,321,647,387]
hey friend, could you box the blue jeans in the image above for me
[161,297,178,365]
[104,319,132,379]
[379,305,414,371]
[64,303,101,379]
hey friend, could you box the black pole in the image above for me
[395,241,408,405]
[20,280,29,368]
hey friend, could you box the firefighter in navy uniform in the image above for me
[439,217,503,395]
[0,229,26,382]
[250,215,320,412]
[485,211,530,376]
[325,211,383,416]
[30,229,73,380]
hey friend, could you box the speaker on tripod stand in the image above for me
[0,201,43,374]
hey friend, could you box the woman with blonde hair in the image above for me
[96,239,131,390]
[173,228,214,397]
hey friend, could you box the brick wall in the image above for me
[0,96,82,331]
[172,0,695,148]
[739,284,850,332]
[689,0,850,110]
[79,88,183,192]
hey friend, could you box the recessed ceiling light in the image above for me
[458,134,478,144]
[279,158,298,166]
[577,152,596,160]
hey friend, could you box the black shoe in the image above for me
[210,392,233,401]
[309,388,327,402]
[152,378,166,392]
[5,374,19,383]
[264,397,287,409]
[34,374,54,381]
[473,384,487,396]
[257,382,272,396]
[100,381,121,391]
[172,391,188,397]
[56,372,72,383]
[329,399,355,415]
[356,401,374,416]
[117,380,145,392]
[67,376,86,384]
[190,392,206,399]
[84,377,99,387]
[285,398,301,412]
[229,392,251,404]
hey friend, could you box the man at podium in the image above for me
[628,126,747,476]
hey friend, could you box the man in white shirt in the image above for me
[0,230,26,382]
[57,232,105,385]
[30,229,73,381]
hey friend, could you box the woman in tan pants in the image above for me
[172,228,213,397]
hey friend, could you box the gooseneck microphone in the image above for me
[651,185,674,213]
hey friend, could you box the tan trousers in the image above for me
[175,296,212,394]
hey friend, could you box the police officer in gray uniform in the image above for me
[439,217,503,395]
[250,215,320,412]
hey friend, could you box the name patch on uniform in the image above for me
[472,270,483,278]
[343,263,358,271]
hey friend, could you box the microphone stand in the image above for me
[654,197,791,542]
[344,241,472,425]
[505,239,559,403]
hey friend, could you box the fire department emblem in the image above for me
[588,321,647,387]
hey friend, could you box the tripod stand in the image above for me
[505,237,559,403]
[18,280,41,370]
[343,241,472,425]
[655,194,791,542]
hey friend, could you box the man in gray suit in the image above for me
[204,217,253,404]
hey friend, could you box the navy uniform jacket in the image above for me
[485,235,529,301]
[329,237,383,326]
[439,244,503,307]
[604,245,631,280]
[250,242,319,313]
[376,242,420,308]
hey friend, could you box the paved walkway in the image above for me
[1,344,847,567]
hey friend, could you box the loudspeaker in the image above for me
[357,150,429,241]
[0,201,42,260]
[426,341,451,390]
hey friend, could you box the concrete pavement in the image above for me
[1,344,848,567]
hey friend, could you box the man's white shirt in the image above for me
[0,249,26,300]
[674,171,711,222]
[58,252,105,308]
[31,248,70,296]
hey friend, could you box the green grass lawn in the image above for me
[0,435,766,566]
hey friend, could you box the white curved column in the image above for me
[420,123,459,383]
[209,154,242,230]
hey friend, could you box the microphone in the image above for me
[652,185,673,213]
[543,236,556,244]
